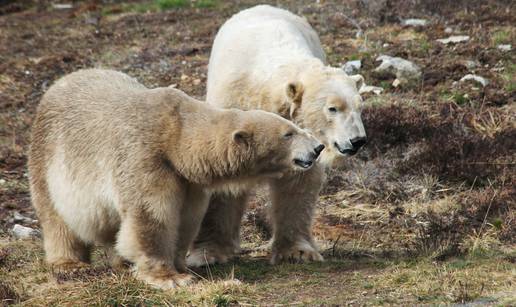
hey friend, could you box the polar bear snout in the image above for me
[333,135,365,156]
[350,136,367,150]
[334,136,366,156]
[292,138,325,170]
[314,144,325,157]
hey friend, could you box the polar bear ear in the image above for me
[286,82,304,120]
[350,74,365,91]
[232,130,253,145]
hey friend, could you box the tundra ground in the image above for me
[0,0,514,305]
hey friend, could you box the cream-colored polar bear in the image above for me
[189,5,367,266]
[28,69,322,289]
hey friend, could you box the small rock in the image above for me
[12,224,40,240]
[497,44,512,51]
[12,211,37,224]
[85,17,100,26]
[436,35,470,44]
[52,3,73,9]
[359,85,383,95]
[342,60,361,75]
[221,279,242,286]
[444,27,453,34]
[383,43,390,48]
[0,179,5,185]
[392,79,401,87]
[193,79,201,86]
[402,18,428,27]
[374,55,422,84]
[462,60,479,70]
[180,74,188,81]
[460,74,489,87]
[159,59,171,72]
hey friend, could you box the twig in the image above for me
[468,176,478,192]
[203,248,213,281]
[479,190,498,236]
[331,235,341,257]
[465,162,515,165]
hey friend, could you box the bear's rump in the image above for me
[46,146,121,244]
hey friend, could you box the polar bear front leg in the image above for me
[188,192,249,267]
[115,198,194,289]
[268,163,326,264]
[175,185,210,272]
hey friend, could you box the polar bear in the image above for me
[189,5,367,265]
[28,69,323,289]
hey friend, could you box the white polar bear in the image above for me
[189,5,367,266]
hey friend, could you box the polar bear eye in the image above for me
[283,131,294,139]
[328,107,337,113]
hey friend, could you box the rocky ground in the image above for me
[0,0,514,305]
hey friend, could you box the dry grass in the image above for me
[1,239,514,306]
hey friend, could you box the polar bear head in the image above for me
[231,109,324,174]
[285,68,366,163]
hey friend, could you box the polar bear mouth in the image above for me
[334,142,358,156]
[293,158,313,169]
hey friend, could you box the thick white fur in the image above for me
[207,5,366,161]
[192,5,367,266]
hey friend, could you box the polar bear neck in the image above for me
[259,58,335,124]
[224,57,327,121]
[161,107,256,185]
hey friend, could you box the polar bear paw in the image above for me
[270,241,324,264]
[186,246,232,267]
[136,270,195,290]
[50,259,89,273]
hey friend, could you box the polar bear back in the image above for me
[207,5,325,105]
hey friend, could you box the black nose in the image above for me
[350,137,367,149]
[314,144,325,157]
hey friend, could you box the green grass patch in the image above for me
[101,2,159,15]
[491,29,511,46]
[448,91,470,105]
[419,38,431,53]
[101,0,202,15]
[447,258,472,269]
[379,80,393,90]
[156,0,189,9]
[194,0,218,8]
[501,62,516,93]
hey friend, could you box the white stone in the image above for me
[444,27,453,34]
[342,60,361,75]
[436,35,470,44]
[374,55,422,83]
[0,179,5,185]
[402,19,428,27]
[392,79,401,87]
[497,44,512,51]
[359,85,383,95]
[462,60,479,70]
[460,74,489,87]
[12,211,37,224]
[12,224,40,240]
[52,3,73,9]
